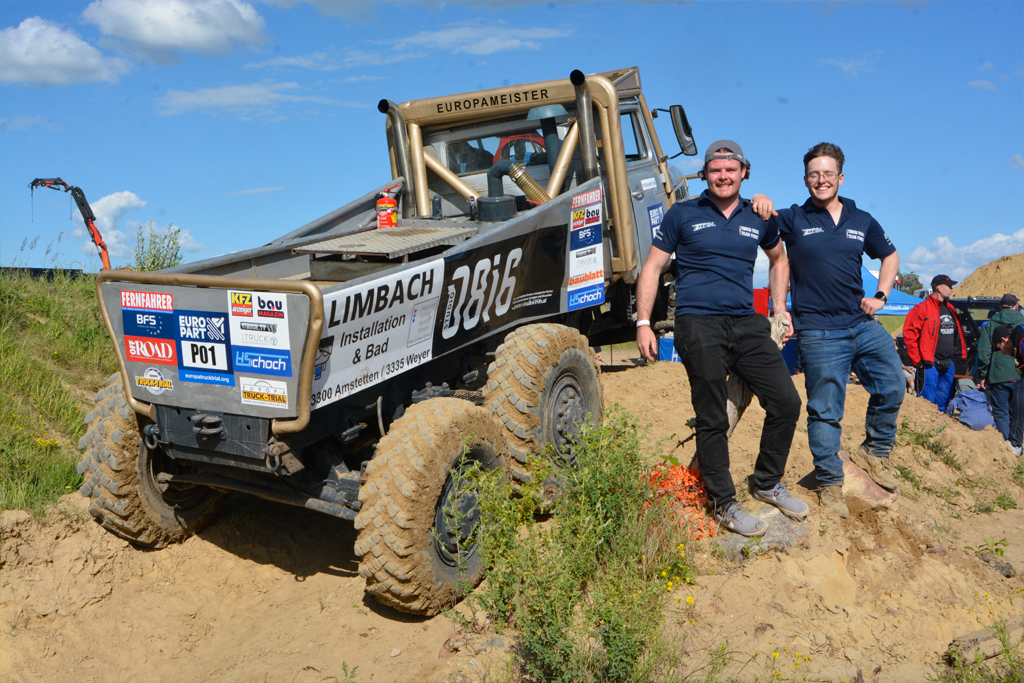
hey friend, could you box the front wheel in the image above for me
[483,323,602,489]
[76,375,226,548]
[353,398,507,615]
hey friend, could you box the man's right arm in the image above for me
[635,246,673,361]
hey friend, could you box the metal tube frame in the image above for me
[380,100,417,218]
[423,150,482,201]
[545,120,579,198]
[95,270,324,437]
[407,122,430,217]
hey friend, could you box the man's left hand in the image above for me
[860,297,885,316]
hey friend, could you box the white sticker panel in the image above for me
[311,259,444,410]
[240,377,289,409]
[228,290,291,350]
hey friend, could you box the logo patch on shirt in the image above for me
[846,229,865,242]
[802,227,824,236]
[738,226,760,239]
[692,221,715,232]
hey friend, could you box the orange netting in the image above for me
[648,462,716,539]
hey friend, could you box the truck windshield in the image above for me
[445,128,548,176]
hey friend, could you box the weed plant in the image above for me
[471,408,695,683]
[0,269,116,513]
[935,619,1024,683]
[897,419,962,471]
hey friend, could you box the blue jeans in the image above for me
[987,380,1017,441]
[921,363,956,412]
[798,320,907,487]
[1011,379,1024,449]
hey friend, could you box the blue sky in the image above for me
[2,0,1022,286]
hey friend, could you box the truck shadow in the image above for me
[196,493,361,580]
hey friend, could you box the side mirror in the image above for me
[670,105,697,157]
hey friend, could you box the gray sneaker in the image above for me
[715,502,769,537]
[752,483,809,521]
[850,446,899,490]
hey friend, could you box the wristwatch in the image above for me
[874,290,887,303]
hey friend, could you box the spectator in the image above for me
[992,323,1024,456]
[977,293,1023,445]
[903,275,966,412]
[635,140,804,537]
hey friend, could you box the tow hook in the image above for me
[142,424,159,450]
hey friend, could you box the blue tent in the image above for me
[781,265,923,316]
[860,266,922,315]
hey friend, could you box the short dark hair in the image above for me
[804,142,844,174]
[992,324,1013,342]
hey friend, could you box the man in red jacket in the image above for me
[904,274,967,411]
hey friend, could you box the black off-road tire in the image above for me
[76,374,226,548]
[483,323,602,488]
[353,398,507,616]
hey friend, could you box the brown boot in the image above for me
[850,447,899,491]
[817,486,849,518]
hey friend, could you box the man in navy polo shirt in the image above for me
[763,142,905,517]
[635,140,805,537]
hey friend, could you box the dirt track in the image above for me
[3,352,1024,682]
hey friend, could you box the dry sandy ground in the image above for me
[3,352,1024,683]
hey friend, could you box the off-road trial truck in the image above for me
[78,67,699,615]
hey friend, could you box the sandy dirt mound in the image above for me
[2,353,1023,683]
[953,252,1024,299]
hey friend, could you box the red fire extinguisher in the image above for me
[376,194,397,229]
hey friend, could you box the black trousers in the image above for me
[674,314,801,509]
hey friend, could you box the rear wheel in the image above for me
[76,375,226,548]
[353,398,507,615]
[483,323,602,491]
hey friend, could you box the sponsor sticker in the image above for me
[125,335,177,365]
[230,291,253,317]
[240,377,289,409]
[135,367,173,395]
[180,369,235,387]
[122,310,173,338]
[641,177,657,192]
[174,310,231,374]
[568,188,605,311]
[233,345,292,377]
[228,291,290,350]
[313,259,443,409]
[568,283,605,309]
[648,203,664,240]
[121,290,173,312]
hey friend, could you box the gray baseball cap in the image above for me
[704,139,748,166]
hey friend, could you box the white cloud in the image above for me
[387,22,572,56]
[0,115,62,131]
[969,80,997,91]
[244,52,340,71]
[1010,154,1024,169]
[340,49,419,68]
[905,229,1024,282]
[82,0,265,64]
[821,50,882,78]
[72,191,147,259]
[229,186,285,195]
[157,81,361,116]
[0,17,127,86]
[345,74,386,83]
[753,249,769,288]
[978,61,994,71]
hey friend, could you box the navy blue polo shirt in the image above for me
[777,196,895,331]
[653,191,780,316]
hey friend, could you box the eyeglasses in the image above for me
[806,171,839,181]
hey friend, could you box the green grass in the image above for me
[936,619,1024,683]
[878,314,906,336]
[897,419,962,471]
[0,269,117,513]
[469,407,696,683]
